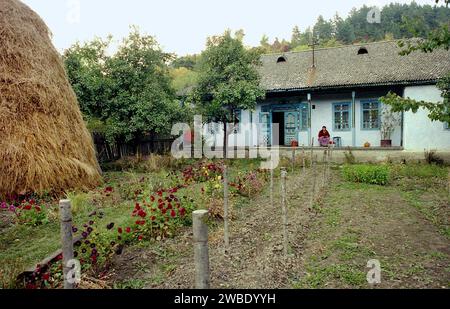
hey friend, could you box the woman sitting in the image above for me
[318,126,331,147]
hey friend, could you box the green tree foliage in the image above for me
[381,1,450,125]
[256,2,449,53]
[190,30,266,157]
[313,15,334,42]
[64,27,185,144]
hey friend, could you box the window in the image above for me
[233,109,242,134]
[361,101,380,130]
[333,103,351,131]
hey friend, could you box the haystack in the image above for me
[0,0,101,197]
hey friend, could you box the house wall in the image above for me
[403,85,450,151]
[201,86,448,151]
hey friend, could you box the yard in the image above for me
[0,156,449,289]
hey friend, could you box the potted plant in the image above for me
[380,105,401,147]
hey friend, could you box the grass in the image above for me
[292,163,449,289]
[0,157,266,288]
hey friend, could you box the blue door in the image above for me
[284,112,299,146]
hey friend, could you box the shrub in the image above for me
[424,150,444,166]
[342,164,391,185]
[344,148,356,164]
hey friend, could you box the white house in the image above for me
[203,41,450,152]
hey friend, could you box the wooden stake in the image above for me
[193,210,210,289]
[59,200,75,289]
[223,165,230,251]
[281,168,289,257]
[309,156,317,210]
[270,160,274,207]
[292,148,296,173]
[302,145,306,174]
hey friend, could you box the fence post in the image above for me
[322,150,327,189]
[270,160,274,207]
[193,210,210,289]
[309,154,317,210]
[292,148,296,173]
[223,165,230,251]
[310,138,314,168]
[59,199,75,289]
[302,145,306,174]
[281,168,289,257]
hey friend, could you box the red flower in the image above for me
[135,203,141,211]
[42,273,50,281]
[157,191,163,197]
[24,205,32,210]
[35,206,41,212]
[158,204,164,210]
[161,209,167,215]
[167,203,173,210]
[138,235,143,241]
[170,210,176,218]
[126,227,131,233]
[179,208,186,217]
[105,186,113,192]
[138,210,147,218]
[150,196,155,202]
[118,228,123,234]
[151,216,156,221]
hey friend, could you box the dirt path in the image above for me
[109,165,449,289]
[146,167,325,289]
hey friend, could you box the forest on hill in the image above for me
[170,1,450,92]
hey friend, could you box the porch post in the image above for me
[352,91,356,147]
[308,93,312,147]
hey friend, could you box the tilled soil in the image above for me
[150,167,323,289]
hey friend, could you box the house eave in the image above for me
[264,79,439,94]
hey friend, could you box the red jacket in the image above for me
[319,130,330,138]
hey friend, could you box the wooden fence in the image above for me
[93,133,175,162]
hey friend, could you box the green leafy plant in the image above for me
[342,165,391,185]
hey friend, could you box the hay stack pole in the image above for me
[0,0,101,198]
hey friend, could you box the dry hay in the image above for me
[0,0,101,197]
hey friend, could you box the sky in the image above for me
[22,0,433,56]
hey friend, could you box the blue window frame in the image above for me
[361,100,381,130]
[333,102,352,131]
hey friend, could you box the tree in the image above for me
[334,14,355,44]
[313,15,334,42]
[190,30,266,158]
[381,1,450,124]
[64,27,186,148]
[291,26,302,49]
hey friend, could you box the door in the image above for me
[284,112,299,146]
[259,112,271,146]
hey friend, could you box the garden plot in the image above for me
[1,158,448,289]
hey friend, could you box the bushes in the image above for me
[342,165,391,185]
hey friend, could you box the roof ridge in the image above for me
[261,39,410,57]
